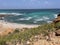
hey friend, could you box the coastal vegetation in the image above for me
[55,22,60,29]
[0,23,57,45]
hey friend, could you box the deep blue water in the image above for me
[0,9,60,24]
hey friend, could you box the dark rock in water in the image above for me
[58,14,60,16]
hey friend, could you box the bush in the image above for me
[55,22,60,29]
[14,28,20,33]
[0,23,55,45]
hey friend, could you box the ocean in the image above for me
[0,9,60,24]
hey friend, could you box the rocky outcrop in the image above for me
[53,14,60,23]
[55,29,60,36]
[53,14,60,36]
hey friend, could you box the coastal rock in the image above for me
[53,14,60,36]
[53,14,60,23]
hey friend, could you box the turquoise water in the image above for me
[0,9,60,24]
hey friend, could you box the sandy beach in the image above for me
[0,21,39,29]
[0,21,39,30]
[0,21,39,35]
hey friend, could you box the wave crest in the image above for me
[54,14,58,18]
[0,13,23,16]
[18,17,32,21]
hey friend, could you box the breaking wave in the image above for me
[0,9,60,24]
[53,14,58,18]
[17,17,32,21]
[33,16,50,23]
[0,13,23,16]
[43,16,49,20]
[35,16,49,21]
[46,21,52,23]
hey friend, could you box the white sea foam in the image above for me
[35,19,43,21]
[54,14,58,18]
[43,16,49,20]
[34,16,49,22]
[0,13,23,16]
[33,18,43,23]
[47,21,52,23]
[33,16,50,23]
[18,17,32,20]
[33,21,37,23]
[11,13,23,15]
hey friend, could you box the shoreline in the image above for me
[0,21,39,29]
[0,21,39,35]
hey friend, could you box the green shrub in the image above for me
[55,22,60,29]
[0,23,55,45]
[14,28,20,33]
